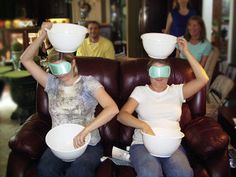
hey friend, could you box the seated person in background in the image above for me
[163,0,196,37]
[20,22,119,177]
[117,37,209,177]
[176,16,212,67]
[76,21,115,60]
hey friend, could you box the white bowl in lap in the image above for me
[142,127,184,157]
[45,123,91,162]
[46,23,87,53]
[141,33,177,59]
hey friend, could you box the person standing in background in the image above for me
[176,16,212,67]
[163,0,196,37]
[76,21,115,60]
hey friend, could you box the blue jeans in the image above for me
[130,144,193,177]
[37,142,103,177]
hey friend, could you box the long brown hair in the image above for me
[184,15,206,43]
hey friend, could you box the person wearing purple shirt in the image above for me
[164,0,196,37]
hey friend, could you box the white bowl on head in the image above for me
[142,127,184,157]
[45,123,91,162]
[141,33,177,59]
[46,23,88,53]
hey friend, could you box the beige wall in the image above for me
[71,0,110,24]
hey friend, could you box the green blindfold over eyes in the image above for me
[48,61,72,76]
[149,65,171,78]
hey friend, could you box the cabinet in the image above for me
[0,27,39,60]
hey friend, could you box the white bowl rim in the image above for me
[48,23,88,34]
[141,32,177,40]
[141,128,185,139]
[45,123,91,153]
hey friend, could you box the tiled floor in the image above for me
[0,86,19,177]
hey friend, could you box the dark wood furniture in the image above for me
[1,70,36,124]
[218,106,236,177]
[0,27,39,50]
[218,106,236,148]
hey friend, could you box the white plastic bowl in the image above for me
[144,119,181,131]
[142,127,184,157]
[141,33,177,59]
[45,123,91,162]
[46,23,88,53]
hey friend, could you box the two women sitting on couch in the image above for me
[20,22,208,177]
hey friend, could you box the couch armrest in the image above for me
[183,117,229,160]
[9,113,51,159]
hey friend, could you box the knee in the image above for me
[136,164,163,177]
[66,161,97,177]
[37,162,48,177]
[177,166,194,177]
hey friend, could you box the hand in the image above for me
[38,22,53,37]
[41,22,53,31]
[141,122,155,136]
[177,37,189,54]
[73,128,89,148]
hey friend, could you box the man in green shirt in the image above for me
[76,21,115,60]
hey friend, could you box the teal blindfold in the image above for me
[149,66,171,78]
[48,61,72,76]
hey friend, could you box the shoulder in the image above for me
[169,84,185,102]
[45,74,59,92]
[201,40,212,48]
[83,38,90,45]
[133,85,147,92]
[100,36,113,44]
[81,75,100,84]
[130,85,147,102]
[81,75,103,89]
[168,84,184,95]
[78,38,89,48]
[203,39,211,45]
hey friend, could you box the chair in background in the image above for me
[204,47,220,90]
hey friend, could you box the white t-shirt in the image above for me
[130,84,185,144]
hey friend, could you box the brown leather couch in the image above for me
[7,57,231,177]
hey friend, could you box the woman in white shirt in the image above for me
[117,37,209,177]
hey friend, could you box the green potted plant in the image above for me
[11,41,23,70]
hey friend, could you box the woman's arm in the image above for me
[163,12,173,34]
[117,97,155,135]
[200,55,208,67]
[73,87,119,147]
[175,49,180,58]
[178,37,209,99]
[20,22,52,88]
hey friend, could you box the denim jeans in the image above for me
[37,142,103,177]
[130,144,193,177]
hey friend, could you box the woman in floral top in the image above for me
[20,22,119,177]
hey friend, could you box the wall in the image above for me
[228,0,236,65]
[202,0,213,41]
[71,0,110,24]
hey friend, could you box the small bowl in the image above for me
[141,33,177,59]
[45,123,91,162]
[142,127,184,157]
[46,23,88,53]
